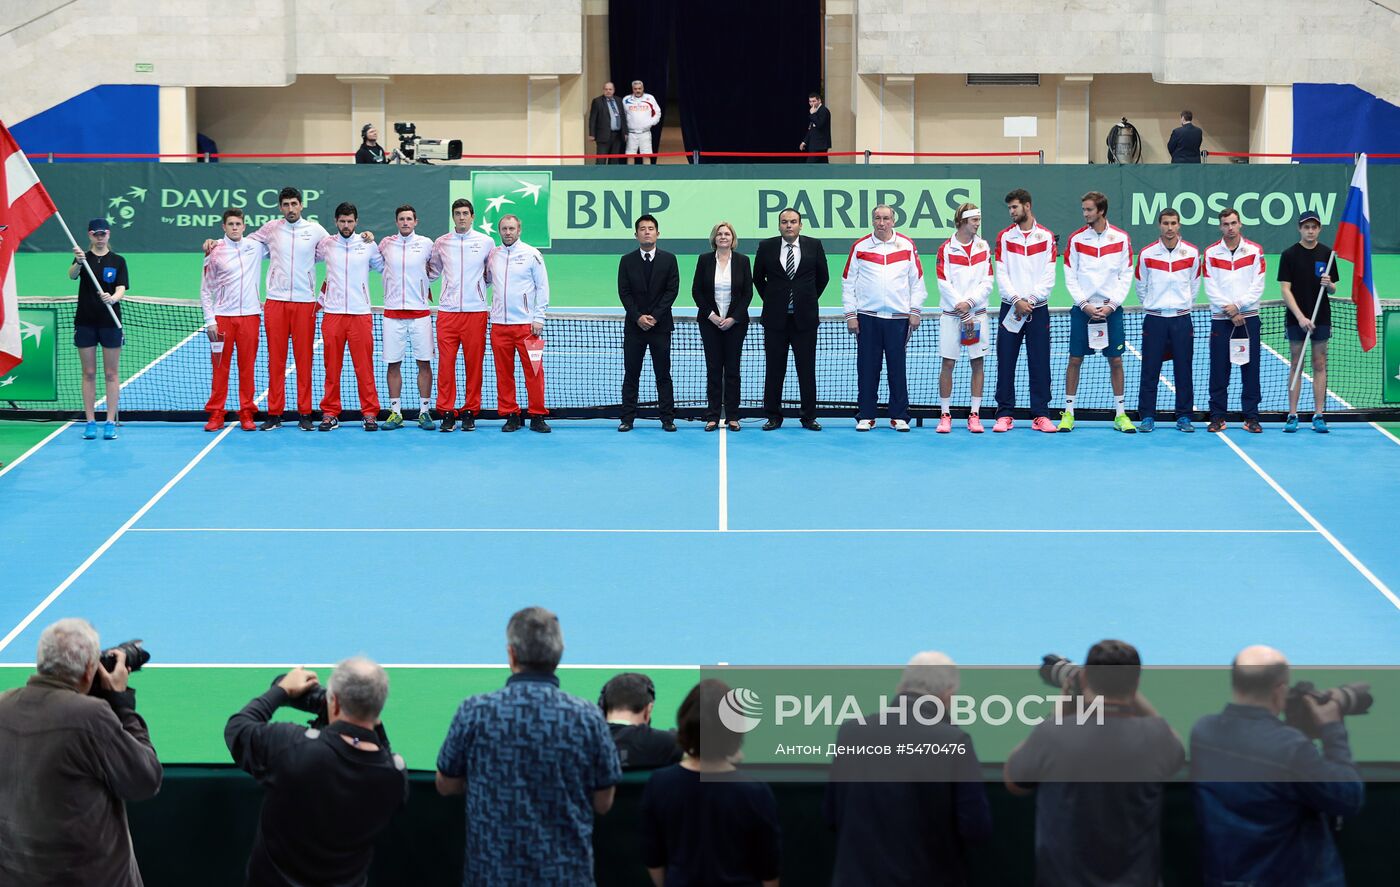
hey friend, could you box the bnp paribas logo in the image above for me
[103,186,148,229]
[455,171,552,248]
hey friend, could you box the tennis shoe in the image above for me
[502,413,523,432]
[1208,419,1226,433]
[382,410,404,430]
[1312,415,1329,434]
[891,419,910,432]
[438,412,457,432]
[1283,414,1299,433]
[83,421,98,440]
[936,414,952,433]
[1031,416,1057,433]
[417,412,436,431]
[530,417,552,434]
[1176,417,1194,433]
[1113,414,1137,434]
[1056,412,1075,433]
[103,422,118,440]
[1243,419,1262,433]
[318,416,339,432]
[1139,417,1155,433]
[298,415,314,431]
[203,415,224,432]
[855,419,874,432]
[992,416,1013,433]
[258,416,282,431]
[363,416,378,432]
[460,413,476,431]
[967,414,985,433]
[239,414,257,432]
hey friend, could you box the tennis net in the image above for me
[4,296,1397,422]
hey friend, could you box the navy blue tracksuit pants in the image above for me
[994,303,1051,419]
[1209,316,1261,421]
[857,314,910,420]
[1138,314,1194,421]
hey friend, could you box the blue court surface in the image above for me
[2,417,1398,668]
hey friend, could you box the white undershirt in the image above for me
[714,258,733,318]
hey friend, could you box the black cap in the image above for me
[1298,210,1321,225]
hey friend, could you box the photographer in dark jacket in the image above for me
[226,658,408,887]
[1190,645,1363,887]
[601,671,683,771]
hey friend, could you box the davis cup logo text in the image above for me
[717,687,764,734]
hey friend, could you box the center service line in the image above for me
[718,424,729,532]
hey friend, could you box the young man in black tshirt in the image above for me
[599,672,682,771]
[68,218,128,440]
[1277,210,1337,432]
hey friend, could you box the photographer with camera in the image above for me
[225,658,408,887]
[0,618,162,885]
[1190,645,1364,887]
[1003,640,1184,887]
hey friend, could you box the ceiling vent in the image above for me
[966,73,1041,86]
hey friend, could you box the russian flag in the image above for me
[1333,154,1379,351]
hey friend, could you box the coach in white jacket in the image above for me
[841,205,929,431]
[622,80,661,165]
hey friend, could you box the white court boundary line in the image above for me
[718,425,729,531]
[1214,433,1400,612]
[126,526,1317,535]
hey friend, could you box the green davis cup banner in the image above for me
[18,162,1400,255]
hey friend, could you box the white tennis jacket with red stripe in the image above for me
[315,235,385,315]
[934,235,993,315]
[486,241,549,326]
[1202,238,1266,319]
[1135,239,1201,314]
[994,222,1057,307]
[840,231,928,320]
[1063,224,1133,308]
[248,217,330,303]
[430,229,495,313]
[200,236,267,325]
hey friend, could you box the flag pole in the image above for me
[1288,250,1337,397]
[52,210,122,329]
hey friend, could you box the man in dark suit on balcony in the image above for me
[588,82,626,164]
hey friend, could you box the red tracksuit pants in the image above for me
[491,323,546,416]
[436,311,488,416]
[205,314,261,418]
[264,299,317,415]
[320,313,380,419]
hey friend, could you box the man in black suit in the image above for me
[618,214,680,431]
[752,209,829,430]
[588,82,626,165]
[1167,110,1203,164]
[800,92,832,163]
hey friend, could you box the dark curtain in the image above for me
[609,0,677,158]
[674,0,822,162]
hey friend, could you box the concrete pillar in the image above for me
[527,75,562,165]
[825,1,856,162]
[1056,75,1093,165]
[340,76,391,164]
[880,75,916,157]
[1249,85,1293,164]
[158,86,196,162]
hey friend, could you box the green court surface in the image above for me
[17,251,1400,311]
[0,665,696,768]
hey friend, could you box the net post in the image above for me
[1038,149,1044,165]
[863,149,871,165]
[47,153,54,163]
[692,149,700,164]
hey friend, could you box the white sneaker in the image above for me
[855,419,874,432]
[891,419,911,432]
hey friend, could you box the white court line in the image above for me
[0,423,240,656]
[126,526,1317,535]
[718,425,729,531]
[0,421,72,479]
[1214,433,1400,612]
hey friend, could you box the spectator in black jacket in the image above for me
[600,671,682,771]
[800,92,832,162]
[355,125,392,164]
[225,658,408,887]
[1167,111,1203,163]
[825,651,991,887]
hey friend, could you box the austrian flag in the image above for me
[0,121,59,374]
[1333,153,1379,351]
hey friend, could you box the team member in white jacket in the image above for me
[1134,208,1202,433]
[622,80,661,165]
[1059,191,1136,434]
[1203,207,1267,433]
[933,203,993,433]
[378,204,439,431]
[315,202,385,431]
[429,198,495,431]
[200,208,267,432]
[993,189,1058,433]
[486,215,551,432]
[840,205,928,431]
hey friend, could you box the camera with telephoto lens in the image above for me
[271,674,329,729]
[100,640,150,673]
[1039,654,1084,694]
[1283,681,1373,739]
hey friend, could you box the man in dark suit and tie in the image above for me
[753,208,829,430]
[800,92,832,163]
[1167,110,1203,164]
[588,82,626,165]
[618,214,681,431]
